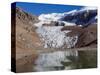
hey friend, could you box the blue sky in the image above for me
[16,2,83,15]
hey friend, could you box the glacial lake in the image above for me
[17,50,97,72]
[33,50,97,71]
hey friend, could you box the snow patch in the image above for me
[65,9,78,15]
[80,6,97,11]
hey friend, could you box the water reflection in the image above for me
[33,50,97,71]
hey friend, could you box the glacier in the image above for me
[36,26,78,48]
[34,6,97,48]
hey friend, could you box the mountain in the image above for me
[61,7,97,26]
[37,7,97,27]
[13,6,97,50]
[12,7,97,72]
[34,7,97,49]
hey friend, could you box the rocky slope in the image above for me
[12,7,42,72]
[16,7,42,50]
[61,24,97,48]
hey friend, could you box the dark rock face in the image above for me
[62,9,97,26]
[42,21,65,26]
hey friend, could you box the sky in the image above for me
[15,2,84,15]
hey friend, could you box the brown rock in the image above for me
[12,7,43,72]
[61,25,97,48]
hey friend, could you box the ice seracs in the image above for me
[36,26,78,48]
